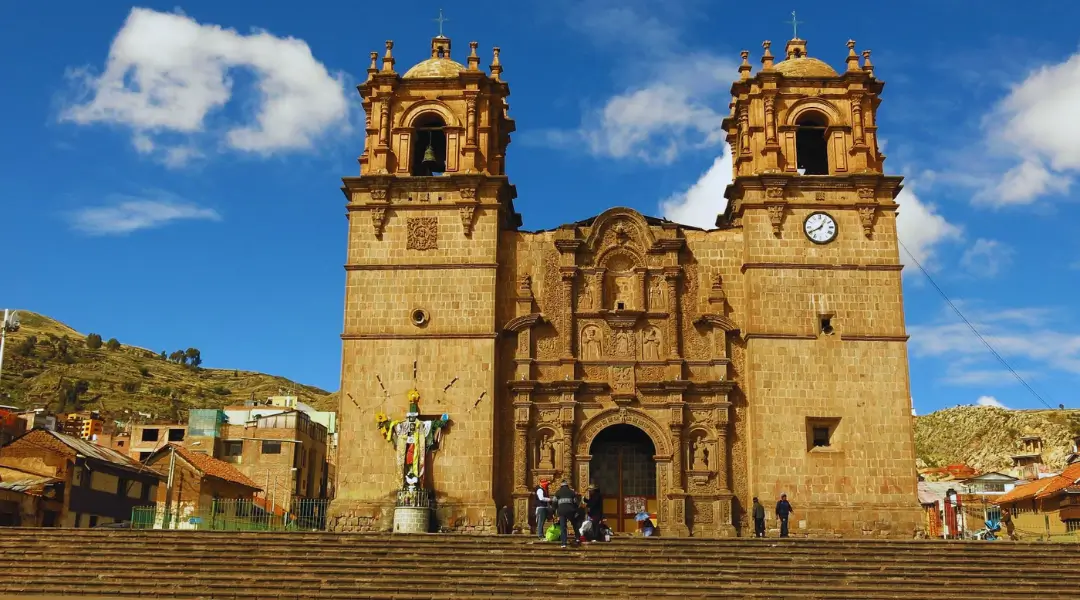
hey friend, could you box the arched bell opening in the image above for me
[588,424,658,532]
[411,113,447,176]
[794,112,829,175]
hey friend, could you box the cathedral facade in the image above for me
[328,33,922,537]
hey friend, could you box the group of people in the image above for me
[534,479,619,547]
[751,493,795,538]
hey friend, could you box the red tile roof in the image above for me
[160,444,261,491]
[995,479,1048,504]
[1035,463,1080,500]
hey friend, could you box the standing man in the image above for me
[775,493,794,538]
[554,479,578,548]
[752,497,766,538]
[1001,508,1017,541]
[534,480,551,540]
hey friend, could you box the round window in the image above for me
[410,309,429,327]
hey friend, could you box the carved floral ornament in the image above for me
[766,204,785,236]
[858,205,877,237]
[406,217,438,250]
[370,207,388,239]
[458,205,476,237]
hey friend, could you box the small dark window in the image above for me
[89,515,98,528]
[262,441,282,455]
[168,429,185,442]
[224,441,243,457]
[117,440,125,448]
[806,417,841,451]
[812,427,830,447]
[141,429,159,442]
[820,317,834,335]
[138,452,151,462]
[795,113,829,175]
[616,301,626,310]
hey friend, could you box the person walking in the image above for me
[752,497,766,538]
[534,480,551,540]
[553,479,578,548]
[775,493,794,538]
[1001,508,1017,541]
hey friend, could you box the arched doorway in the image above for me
[589,424,657,532]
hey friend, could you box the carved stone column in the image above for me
[510,384,535,532]
[465,95,478,147]
[851,93,866,147]
[559,269,577,358]
[378,97,391,148]
[663,268,681,359]
[559,391,576,483]
[763,95,777,145]
[668,400,686,493]
[716,404,731,492]
[738,106,751,156]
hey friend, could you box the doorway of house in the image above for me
[589,424,657,533]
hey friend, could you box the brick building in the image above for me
[330,31,921,537]
[0,429,161,527]
[145,443,261,528]
[129,424,188,462]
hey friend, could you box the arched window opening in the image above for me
[795,113,829,175]
[411,114,447,176]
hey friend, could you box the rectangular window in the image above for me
[262,440,282,455]
[89,515,98,528]
[805,417,841,452]
[167,429,185,442]
[224,441,243,457]
[140,429,159,442]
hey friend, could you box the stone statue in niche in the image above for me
[581,325,603,361]
[614,277,632,310]
[614,330,632,357]
[580,281,595,311]
[692,437,709,470]
[649,277,665,309]
[538,434,555,469]
[642,326,661,362]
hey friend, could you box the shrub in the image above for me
[15,336,36,357]
[105,338,121,351]
[210,385,232,396]
[86,333,103,349]
[21,370,39,378]
[138,366,151,377]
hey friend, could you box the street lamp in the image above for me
[0,309,21,387]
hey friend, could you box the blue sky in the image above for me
[4,1,1079,414]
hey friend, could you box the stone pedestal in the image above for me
[393,506,431,533]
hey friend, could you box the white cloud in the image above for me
[978,51,1080,205]
[70,193,221,235]
[884,179,963,273]
[659,144,732,227]
[976,395,1009,409]
[909,303,1080,384]
[537,2,736,164]
[960,238,1014,278]
[60,8,349,166]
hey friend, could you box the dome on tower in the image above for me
[773,56,838,78]
[403,57,467,79]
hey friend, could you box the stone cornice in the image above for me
[345,263,498,271]
[741,262,902,272]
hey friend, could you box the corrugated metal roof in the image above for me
[0,467,61,496]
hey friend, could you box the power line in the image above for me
[897,239,1055,410]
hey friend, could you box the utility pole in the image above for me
[0,310,22,387]
[162,445,176,529]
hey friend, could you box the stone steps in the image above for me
[1,529,1077,599]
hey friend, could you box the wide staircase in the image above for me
[1,529,1079,599]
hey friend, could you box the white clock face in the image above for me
[804,212,837,244]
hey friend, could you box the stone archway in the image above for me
[575,409,675,534]
[587,424,657,532]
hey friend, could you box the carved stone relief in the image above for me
[406,217,438,250]
[611,365,634,394]
[649,276,665,310]
[641,326,662,362]
[580,325,603,361]
[612,330,634,359]
[691,436,710,470]
[538,434,555,469]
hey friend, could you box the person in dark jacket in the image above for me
[775,493,793,538]
[553,480,578,548]
[585,484,603,521]
[752,497,766,538]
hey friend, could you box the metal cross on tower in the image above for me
[434,8,450,37]
[787,11,804,39]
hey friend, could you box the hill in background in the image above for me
[0,311,335,423]
[914,405,1080,474]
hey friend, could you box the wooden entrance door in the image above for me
[590,425,657,533]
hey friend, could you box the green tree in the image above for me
[59,379,91,412]
[169,350,186,365]
[86,333,103,349]
[159,350,167,360]
[105,338,121,351]
[185,348,202,369]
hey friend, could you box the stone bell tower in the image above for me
[720,36,921,534]
[330,31,519,532]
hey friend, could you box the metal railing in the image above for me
[131,498,330,531]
